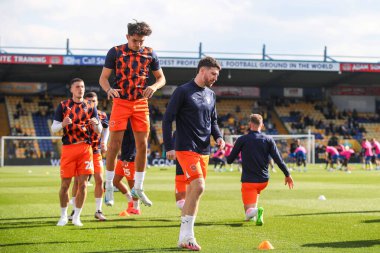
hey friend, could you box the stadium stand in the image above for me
[5,96,62,158]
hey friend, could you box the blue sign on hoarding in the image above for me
[63,56,106,66]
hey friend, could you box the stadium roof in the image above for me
[1,62,379,88]
[0,52,379,88]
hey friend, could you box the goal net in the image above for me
[1,136,62,166]
[224,132,315,164]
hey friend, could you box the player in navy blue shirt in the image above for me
[227,114,294,225]
[113,120,143,215]
[163,56,225,251]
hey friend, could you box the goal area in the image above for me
[1,136,61,167]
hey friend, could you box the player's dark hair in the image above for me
[250,114,263,126]
[84,92,97,99]
[128,20,152,36]
[69,78,84,87]
[196,56,221,74]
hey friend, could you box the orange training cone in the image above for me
[119,210,130,217]
[258,240,274,250]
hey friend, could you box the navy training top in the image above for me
[172,131,184,176]
[162,80,222,155]
[227,131,290,183]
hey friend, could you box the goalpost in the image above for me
[224,130,315,164]
[1,136,61,167]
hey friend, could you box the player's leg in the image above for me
[68,177,78,220]
[72,174,90,226]
[57,177,72,226]
[128,99,152,206]
[176,151,208,251]
[104,130,124,206]
[57,144,76,226]
[72,144,94,226]
[127,179,140,214]
[125,162,140,214]
[114,160,133,215]
[242,182,268,225]
[178,178,204,251]
[296,155,302,172]
[175,175,187,210]
[131,131,152,206]
[93,153,106,221]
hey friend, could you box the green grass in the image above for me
[1,164,380,252]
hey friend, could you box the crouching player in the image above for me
[227,114,294,225]
[114,120,141,215]
[339,146,355,173]
[295,144,307,172]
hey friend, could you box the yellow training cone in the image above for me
[258,240,274,250]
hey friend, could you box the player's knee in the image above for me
[108,140,122,153]
[60,184,70,193]
[192,180,205,195]
[135,139,147,151]
[113,178,120,186]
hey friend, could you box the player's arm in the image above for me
[100,115,109,153]
[269,138,288,173]
[143,68,166,99]
[162,88,183,160]
[211,96,225,149]
[51,103,71,133]
[99,67,121,99]
[143,50,166,99]
[226,138,243,164]
[89,107,102,134]
[99,47,121,99]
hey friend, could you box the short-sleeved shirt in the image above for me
[295,146,307,154]
[120,120,136,162]
[326,146,339,156]
[340,149,354,160]
[372,141,380,155]
[104,44,161,101]
[90,110,109,154]
[54,99,98,145]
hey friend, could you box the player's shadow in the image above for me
[0,216,56,221]
[85,248,183,253]
[362,219,380,223]
[0,241,90,248]
[281,210,380,217]
[0,220,58,230]
[81,220,244,230]
[302,239,380,248]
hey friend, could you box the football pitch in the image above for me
[1,164,380,253]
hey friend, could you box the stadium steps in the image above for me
[0,102,11,136]
[32,114,54,155]
[271,109,289,134]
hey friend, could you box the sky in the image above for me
[0,0,379,62]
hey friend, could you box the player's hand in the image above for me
[89,117,100,126]
[285,175,294,189]
[166,150,176,160]
[216,137,225,150]
[143,86,157,99]
[101,142,107,153]
[62,117,72,127]
[107,88,122,100]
